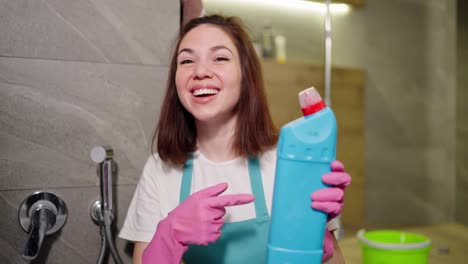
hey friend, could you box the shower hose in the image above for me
[96,210,124,264]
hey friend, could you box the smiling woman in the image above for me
[154,14,277,165]
[118,14,351,264]
[175,24,242,124]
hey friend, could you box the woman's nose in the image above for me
[193,61,213,79]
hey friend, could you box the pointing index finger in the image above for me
[192,182,228,199]
[207,194,255,208]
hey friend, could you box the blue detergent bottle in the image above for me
[267,87,337,264]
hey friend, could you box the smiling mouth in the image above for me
[192,88,220,97]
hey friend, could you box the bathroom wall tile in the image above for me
[0,185,137,264]
[455,170,468,224]
[0,57,167,190]
[456,0,468,226]
[455,110,468,224]
[0,238,25,264]
[362,0,458,226]
[0,0,179,64]
[0,192,26,264]
[366,145,453,225]
[0,0,174,263]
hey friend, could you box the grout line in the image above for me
[0,183,137,192]
[40,0,111,63]
[0,55,168,68]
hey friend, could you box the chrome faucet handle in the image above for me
[22,207,56,260]
[18,192,68,260]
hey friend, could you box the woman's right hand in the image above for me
[169,182,255,245]
[142,182,255,264]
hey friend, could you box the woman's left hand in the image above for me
[310,160,351,221]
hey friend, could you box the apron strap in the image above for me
[180,157,193,203]
[180,155,269,219]
[247,156,269,218]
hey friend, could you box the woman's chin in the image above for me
[193,111,237,125]
[193,114,219,123]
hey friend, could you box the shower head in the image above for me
[90,146,113,164]
[90,146,114,214]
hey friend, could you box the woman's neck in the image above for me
[196,114,238,162]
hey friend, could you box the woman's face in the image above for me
[175,24,242,123]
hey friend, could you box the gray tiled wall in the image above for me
[0,0,179,263]
[456,0,468,226]
[363,0,457,226]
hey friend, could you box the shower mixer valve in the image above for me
[18,191,68,260]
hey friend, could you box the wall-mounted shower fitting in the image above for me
[18,191,68,260]
[90,146,123,264]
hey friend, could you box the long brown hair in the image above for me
[153,14,278,165]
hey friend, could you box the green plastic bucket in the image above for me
[357,229,432,264]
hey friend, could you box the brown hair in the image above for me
[153,14,278,165]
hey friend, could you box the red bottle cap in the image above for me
[298,87,326,116]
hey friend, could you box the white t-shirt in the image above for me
[119,148,277,242]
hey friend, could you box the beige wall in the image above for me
[0,0,179,263]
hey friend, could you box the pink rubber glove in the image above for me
[322,227,335,262]
[310,160,351,261]
[311,160,351,221]
[142,182,255,264]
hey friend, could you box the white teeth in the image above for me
[193,88,219,96]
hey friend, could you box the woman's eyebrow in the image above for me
[211,45,233,54]
[178,48,193,56]
[177,45,233,56]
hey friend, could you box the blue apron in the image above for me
[180,156,270,264]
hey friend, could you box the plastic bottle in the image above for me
[274,34,286,64]
[261,24,275,59]
[267,87,337,264]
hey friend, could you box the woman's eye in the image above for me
[215,57,229,62]
[180,59,193,65]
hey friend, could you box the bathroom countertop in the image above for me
[339,223,468,264]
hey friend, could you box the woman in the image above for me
[119,14,351,264]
